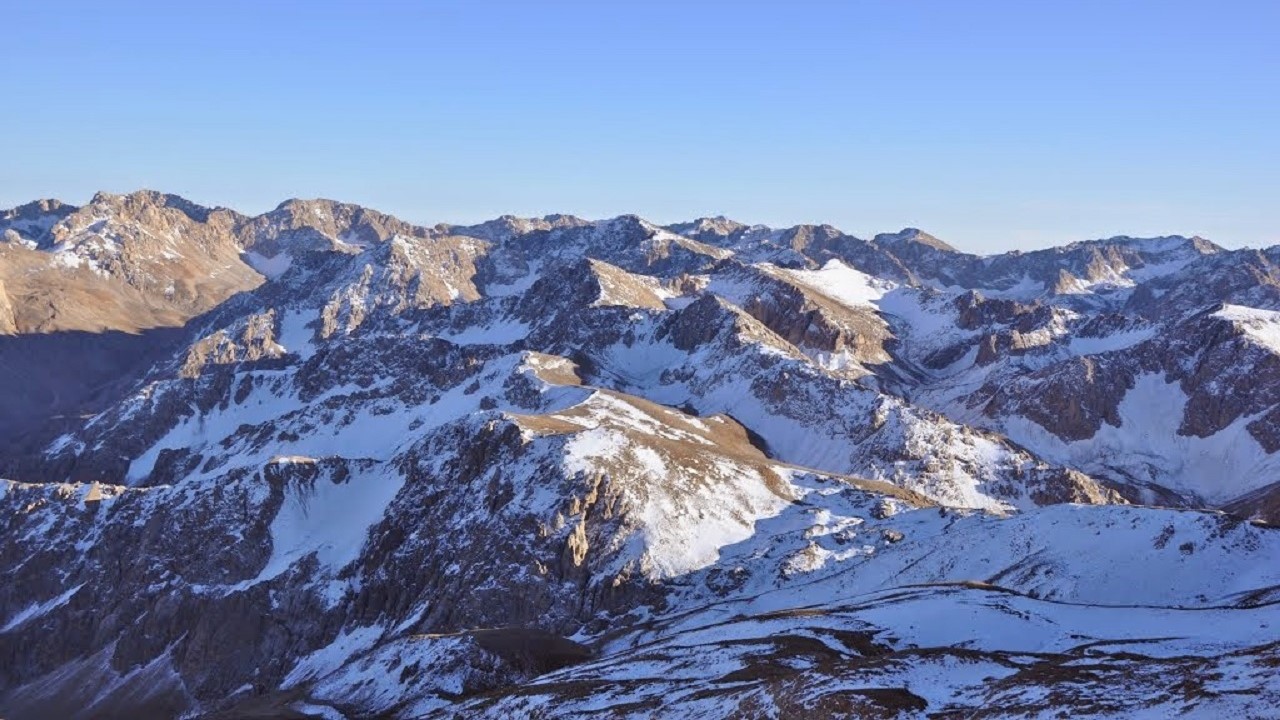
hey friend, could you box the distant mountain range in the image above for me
[2,190,1278,718]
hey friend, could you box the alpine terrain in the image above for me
[1,190,1278,719]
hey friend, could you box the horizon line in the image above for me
[1,186,1255,257]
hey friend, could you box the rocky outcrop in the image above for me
[719,263,894,371]
[0,278,15,335]
[983,355,1137,441]
[0,199,76,245]
[1222,481,1280,526]
[180,310,286,378]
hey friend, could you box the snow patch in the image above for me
[1069,326,1157,355]
[437,318,529,346]
[1215,304,1280,354]
[1,583,83,632]
[782,259,895,309]
[245,251,294,279]
[1003,373,1280,503]
[255,462,404,582]
[277,309,318,359]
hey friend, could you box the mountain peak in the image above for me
[86,189,214,223]
[668,216,750,237]
[873,227,956,252]
[1073,234,1222,256]
[270,197,356,215]
[2,197,74,216]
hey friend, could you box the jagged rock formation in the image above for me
[1,191,1278,718]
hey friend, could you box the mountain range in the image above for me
[1,190,1278,718]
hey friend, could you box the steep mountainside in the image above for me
[1,191,1277,718]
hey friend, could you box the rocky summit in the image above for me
[1,190,1278,718]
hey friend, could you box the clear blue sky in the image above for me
[2,1,1277,252]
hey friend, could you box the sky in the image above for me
[2,1,1277,253]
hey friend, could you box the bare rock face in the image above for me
[48,191,259,313]
[953,291,1053,331]
[0,191,259,335]
[1125,247,1280,321]
[2,193,1280,718]
[180,310,287,378]
[780,224,918,281]
[983,355,1137,441]
[1160,307,1280,443]
[0,278,16,335]
[1221,481,1280,526]
[717,262,895,372]
[0,199,76,245]
[236,198,434,257]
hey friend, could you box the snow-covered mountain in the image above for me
[1,190,1277,718]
